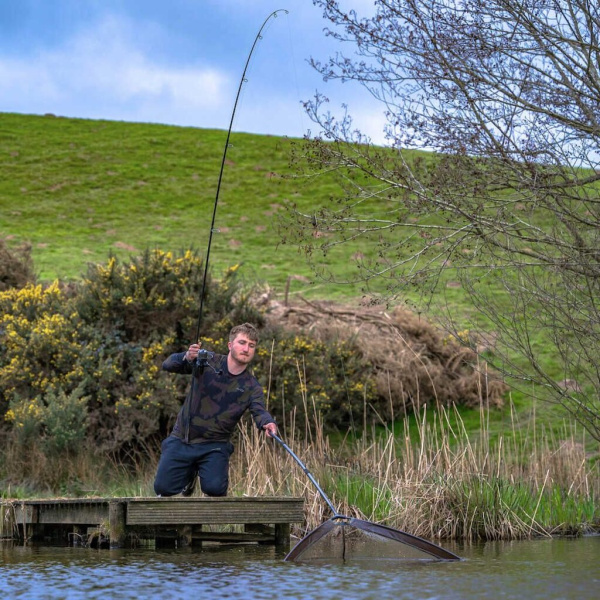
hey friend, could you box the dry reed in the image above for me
[229,400,598,541]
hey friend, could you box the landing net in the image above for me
[285,517,459,563]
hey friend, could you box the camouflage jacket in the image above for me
[162,351,275,444]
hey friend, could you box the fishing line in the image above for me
[193,9,289,347]
[284,11,308,138]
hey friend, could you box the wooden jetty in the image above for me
[1,496,304,549]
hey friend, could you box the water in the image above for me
[1,536,599,599]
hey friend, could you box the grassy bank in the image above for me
[0,112,355,297]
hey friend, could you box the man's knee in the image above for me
[199,478,228,497]
[154,467,186,496]
[154,480,176,497]
[198,444,231,496]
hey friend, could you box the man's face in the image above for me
[228,333,257,366]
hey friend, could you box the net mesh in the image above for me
[286,518,448,563]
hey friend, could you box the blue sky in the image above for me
[0,0,386,142]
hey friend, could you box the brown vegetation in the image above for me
[230,407,598,541]
[266,296,507,418]
[0,239,35,291]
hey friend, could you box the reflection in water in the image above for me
[1,536,599,599]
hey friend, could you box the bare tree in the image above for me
[281,0,600,439]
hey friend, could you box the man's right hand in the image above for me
[184,342,202,362]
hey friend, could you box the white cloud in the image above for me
[0,15,231,125]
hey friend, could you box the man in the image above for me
[154,322,277,497]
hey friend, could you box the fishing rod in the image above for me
[193,9,288,371]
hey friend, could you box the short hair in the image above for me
[229,322,259,344]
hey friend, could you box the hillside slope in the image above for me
[1,112,344,296]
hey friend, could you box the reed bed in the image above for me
[229,403,599,542]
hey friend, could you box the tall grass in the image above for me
[229,401,598,541]
[2,402,596,542]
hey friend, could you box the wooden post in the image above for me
[192,524,203,547]
[274,523,290,548]
[21,504,38,543]
[109,501,127,549]
[177,525,192,548]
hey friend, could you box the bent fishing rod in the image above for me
[193,9,288,372]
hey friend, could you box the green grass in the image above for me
[0,113,549,310]
[1,112,362,298]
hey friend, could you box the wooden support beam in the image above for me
[109,501,126,549]
[274,523,290,548]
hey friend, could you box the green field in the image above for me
[0,112,511,306]
[1,112,364,298]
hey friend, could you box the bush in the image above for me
[0,239,35,291]
[0,249,265,462]
[252,330,376,430]
[0,248,506,493]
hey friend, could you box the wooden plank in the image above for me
[37,504,108,525]
[9,498,109,506]
[36,504,105,525]
[11,499,109,525]
[126,497,304,526]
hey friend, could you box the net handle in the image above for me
[271,433,343,518]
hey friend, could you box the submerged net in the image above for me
[285,518,459,563]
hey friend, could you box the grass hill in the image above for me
[0,111,354,298]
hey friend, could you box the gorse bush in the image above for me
[0,249,264,464]
[0,248,375,467]
[0,281,89,402]
[78,249,208,341]
[254,332,377,429]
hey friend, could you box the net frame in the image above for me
[285,516,460,562]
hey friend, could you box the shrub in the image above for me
[0,239,35,291]
[0,282,89,410]
[259,300,508,432]
[252,330,377,430]
[0,249,266,462]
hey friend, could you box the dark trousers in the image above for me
[153,435,234,497]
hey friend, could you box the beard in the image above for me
[230,346,253,366]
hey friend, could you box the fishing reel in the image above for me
[195,349,222,375]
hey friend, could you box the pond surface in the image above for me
[1,535,598,599]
